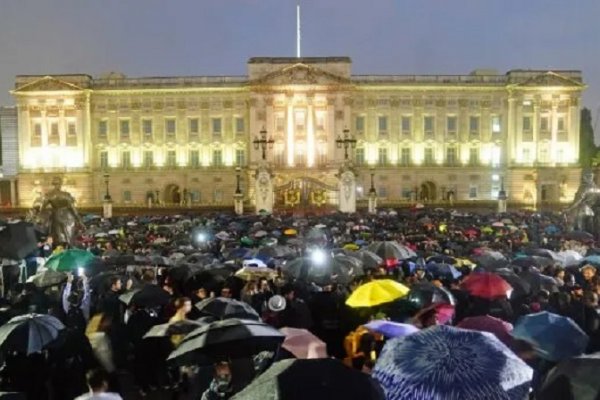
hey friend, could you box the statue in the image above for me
[254,163,274,214]
[39,176,83,244]
[338,167,356,213]
[565,171,600,235]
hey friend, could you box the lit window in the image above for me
[189,150,200,168]
[540,116,550,132]
[401,116,411,136]
[522,116,532,132]
[355,148,365,165]
[142,119,153,139]
[236,149,245,166]
[98,120,107,138]
[235,117,245,134]
[212,118,222,135]
[491,116,501,133]
[356,116,365,132]
[212,150,223,166]
[119,120,130,139]
[189,118,199,135]
[469,186,478,199]
[447,116,457,135]
[378,116,388,133]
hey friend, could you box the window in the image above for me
[539,148,549,163]
[100,151,108,169]
[166,150,177,167]
[189,118,199,136]
[235,117,245,134]
[98,120,107,138]
[165,118,176,139]
[33,122,42,137]
[212,118,222,135]
[121,151,131,168]
[491,115,501,134]
[402,188,412,200]
[316,113,325,131]
[446,148,457,165]
[378,116,388,134]
[67,121,77,136]
[378,186,388,198]
[50,121,59,137]
[469,116,480,135]
[190,190,201,203]
[143,151,153,167]
[401,116,411,136]
[123,191,132,203]
[400,148,411,166]
[356,116,365,133]
[424,148,434,165]
[424,116,434,137]
[469,148,479,165]
[522,116,532,132]
[557,116,565,132]
[378,148,388,165]
[142,119,153,139]
[119,120,130,139]
[235,149,245,166]
[189,150,200,168]
[355,148,365,165]
[212,150,222,166]
[469,186,478,199]
[540,116,550,132]
[295,111,305,132]
[446,116,457,136]
[522,148,531,163]
[275,116,285,132]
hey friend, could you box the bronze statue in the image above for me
[565,171,600,235]
[38,176,83,244]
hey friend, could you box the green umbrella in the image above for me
[45,249,97,272]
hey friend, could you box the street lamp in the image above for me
[335,127,357,160]
[253,127,274,161]
[235,167,242,195]
[103,172,111,201]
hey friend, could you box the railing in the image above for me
[352,75,507,85]
[92,76,248,89]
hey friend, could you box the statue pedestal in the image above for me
[234,193,244,215]
[338,169,357,213]
[498,190,507,213]
[368,191,378,214]
[255,165,274,214]
[103,199,113,219]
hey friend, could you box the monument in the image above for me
[565,170,600,235]
[255,163,274,214]
[39,176,83,244]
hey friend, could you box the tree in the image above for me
[580,107,596,167]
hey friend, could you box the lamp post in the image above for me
[253,127,274,161]
[102,172,112,219]
[368,167,377,214]
[234,166,244,215]
[335,127,357,161]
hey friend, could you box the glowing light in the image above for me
[311,249,327,265]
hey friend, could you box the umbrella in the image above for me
[195,297,260,320]
[346,279,410,308]
[119,285,171,308]
[45,249,97,272]
[168,319,285,365]
[538,353,600,400]
[518,269,559,294]
[254,245,294,259]
[143,320,204,339]
[407,282,456,308]
[234,266,278,281]
[363,320,420,339]
[413,303,455,325]
[26,269,67,288]
[366,241,416,263]
[457,315,513,346]
[564,231,594,243]
[242,258,268,268]
[492,268,531,299]
[231,358,384,400]
[425,262,462,280]
[426,255,458,265]
[512,255,554,269]
[372,325,533,400]
[0,314,65,355]
[461,272,512,299]
[283,255,357,286]
[512,311,589,362]
[280,327,327,359]
[345,250,383,270]
[0,222,38,260]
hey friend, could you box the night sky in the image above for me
[1,0,598,129]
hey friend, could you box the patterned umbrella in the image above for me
[373,325,533,400]
[512,311,589,362]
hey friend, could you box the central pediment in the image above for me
[13,75,88,93]
[249,63,351,86]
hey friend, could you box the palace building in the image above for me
[11,57,585,210]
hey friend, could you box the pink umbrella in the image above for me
[457,315,514,346]
[280,327,327,359]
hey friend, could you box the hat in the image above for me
[581,264,596,272]
[267,295,286,312]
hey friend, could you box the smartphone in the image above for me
[77,267,85,276]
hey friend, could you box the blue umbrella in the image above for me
[512,311,588,362]
[583,255,600,267]
[373,325,533,400]
[425,262,462,280]
[363,320,419,338]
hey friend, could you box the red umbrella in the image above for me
[461,272,512,299]
[457,315,513,346]
[414,303,455,326]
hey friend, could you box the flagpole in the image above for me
[296,2,301,57]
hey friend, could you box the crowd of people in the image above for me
[0,207,599,399]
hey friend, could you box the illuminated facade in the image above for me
[11,57,584,208]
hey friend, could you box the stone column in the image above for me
[286,95,295,167]
[307,96,315,167]
[9,179,16,207]
[507,96,516,165]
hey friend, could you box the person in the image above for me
[279,283,312,329]
[63,273,91,334]
[75,369,123,400]
[201,361,234,400]
[39,176,84,245]
[169,297,192,347]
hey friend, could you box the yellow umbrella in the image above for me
[343,243,360,251]
[346,279,410,308]
[284,228,297,236]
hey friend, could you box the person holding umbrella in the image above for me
[62,273,91,335]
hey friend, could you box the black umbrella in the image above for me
[168,318,284,365]
[143,320,204,339]
[407,282,456,308]
[344,249,383,271]
[283,255,356,286]
[231,358,384,400]
[26,269,67,288]
[538,353,600,400]
[0,314,65,355]
[0,222,38,260]
[564,231,594,243]
[493,268,531,299]
[119,284,171,308]
[195,297,260,321]
[512,256,554,269]
[366,241,416,261]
